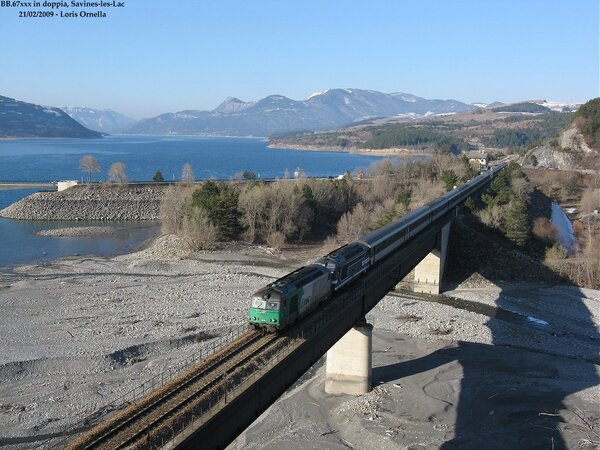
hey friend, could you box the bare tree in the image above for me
[181,163,195,185]
[476,204,506,229]
[182,206,219,250]
[159,185,191,233]
[238,185,264,243]
[511,177,532,201]
[371,174,396,203]
[532,217,558,243]
[427,153,467,182]
[581,188,600,213]
[108,162,128,184]
[239,182,313,244]
[336,203,371,244]
[410,178,445,208]
[368,159,394,177]
[79,155,101,182]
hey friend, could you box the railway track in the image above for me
[66,329,284,449]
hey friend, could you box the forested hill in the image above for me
[571,97,600,149]
[269,109,573,154]
[0,96,102,138]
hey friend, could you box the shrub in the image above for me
[266,231,286,249]
[532,217,558,243]
[182,206,219,250]
[477,204,506,229]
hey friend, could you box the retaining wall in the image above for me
[0,185,167,220]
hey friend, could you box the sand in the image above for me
[0,236,598,449]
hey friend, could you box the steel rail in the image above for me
[67,330,265,449]
[108,333,280,449]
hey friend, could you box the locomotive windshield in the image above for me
[251,298,280,310]
[318,257,336,271]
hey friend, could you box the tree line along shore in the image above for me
[2,153,598,289]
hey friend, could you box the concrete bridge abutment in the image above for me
[413,222,451,294]
[325,318,373,395]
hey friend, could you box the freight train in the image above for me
[248,163,506,332]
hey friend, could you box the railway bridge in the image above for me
[67,167,502,450]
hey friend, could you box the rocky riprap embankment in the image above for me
[0,185,166,220]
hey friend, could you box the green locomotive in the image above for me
[248,264,331,331]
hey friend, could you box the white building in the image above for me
[57,180,78,191]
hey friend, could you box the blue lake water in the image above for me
[550,202,577,254]
[0,135,380,182]
[0,136,383,267]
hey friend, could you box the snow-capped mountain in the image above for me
[531,100,581,112]
[62,107,136,133]
[471,100,579,113]
[125,88,475,136]
[0,96,102,138]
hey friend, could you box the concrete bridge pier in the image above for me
[325,318,373,395]
[413,222,451,294]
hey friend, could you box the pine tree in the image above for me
[191,181,241,239]
[153,170,164,182]
[441,169,458,191]
[505,198,529,246]
[464,196,475,211]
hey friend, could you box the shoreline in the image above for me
[267,142,431,158]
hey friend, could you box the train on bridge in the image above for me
[249,163,506,332]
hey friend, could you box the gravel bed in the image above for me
[36,227,128,237]
[0,236,598,449]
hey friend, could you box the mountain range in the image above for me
[1,90,583,139]
[125,89,476,137]
[0,96,102,138]
[61,107,136,134]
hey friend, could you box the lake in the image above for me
[0,136,383,267]
[0,135,381,182]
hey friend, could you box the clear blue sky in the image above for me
[1,0,598,119]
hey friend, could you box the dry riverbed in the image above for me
[0,236,598,449]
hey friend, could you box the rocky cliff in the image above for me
[528,126,595,170]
